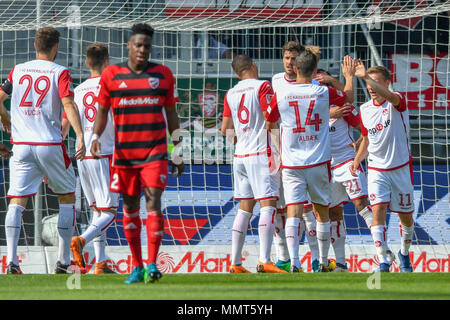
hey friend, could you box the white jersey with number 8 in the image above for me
[73,76,114,157]
[9,59,74,144]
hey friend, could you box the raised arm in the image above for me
[355,59,401,106]
[341,55,355,103]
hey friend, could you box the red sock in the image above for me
[123,208,143,267]
[146,211,164,264]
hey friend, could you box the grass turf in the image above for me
[0,273,449,300]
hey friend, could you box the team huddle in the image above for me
[0,23,414,282]
[222,42,415,273]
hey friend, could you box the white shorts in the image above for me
[282,163,331,207]
[8,144,76,197]
[330,160,368,208]
[77,156,119,210]
[233,154,280,201]
[367,163,414,213]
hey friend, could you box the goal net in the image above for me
[0,0,448,273]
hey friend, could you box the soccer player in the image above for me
[0,27,86,274]
[61,43,117,274]
[91,23,185,283]
[269,50,354,272]
[271,41,321,272]
[221,54,286,274]
[351,61,415,273]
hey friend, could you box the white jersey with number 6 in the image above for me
[223,79,276,157]
[269,83,347,168]
[8,59,74,144]
[74,76,115,157]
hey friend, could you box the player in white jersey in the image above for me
[268,51,354,272]
[221,54,286,274]
[0,27,85,274]
[61,44,118,274]
[270,41,322,272]
[351,62,415,272]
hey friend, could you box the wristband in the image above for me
[92,133,100,141]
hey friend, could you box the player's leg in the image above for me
[307,163,333,272]
[230,157,253,273]
[282,168,308,273]
[140,161,169,283]
[302,204,320,272]
[273,183,291,271]
[329,206,348,272]
[231,199,254,273]
[367,168,392,272]
[5,145,42,274]
[5,197,28,274]
[389,165,415,272]
[121,192,145,283]
[248,155,286,273]
[36,144,77,273]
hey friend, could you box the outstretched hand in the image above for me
[354,58,367,79]
[341,55,356,79]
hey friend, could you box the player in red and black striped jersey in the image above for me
[91,23,184,284]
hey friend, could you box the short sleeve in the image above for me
[343,104,360,128]
[58,69,74,99]
[222,92,231,117]
[266,92,280,122]
[96,69,111,107]
[164,67,179,107]
[328,87,347,107]
[0,68,14,95]
[359,113,368,136]
[258,81,274,112]
[393,91,407,112]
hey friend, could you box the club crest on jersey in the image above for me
[382,108,389,116]
[148,77,160,89]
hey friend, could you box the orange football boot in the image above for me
[256,262,288,273]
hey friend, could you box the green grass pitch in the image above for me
[0,273,449,300]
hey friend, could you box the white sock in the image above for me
[371,225,388,264]
[5,204,25,265]
[231,209,252,265]
[400,223,414,256]
[330,220,347,265]
[316,221,331,265]
[273,212,290,262]
[81,210,115,244]
[90,210,108,263]
[285,217,300,268]
[303,210,319,262]
[93,232,107,263]
[358,206,373,228]
[258,206,276,263]
[57,204,76,265]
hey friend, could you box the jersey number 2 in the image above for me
[19,75,50,108]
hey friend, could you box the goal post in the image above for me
[0,0,449,273]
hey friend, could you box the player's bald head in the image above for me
[232,54,253,76]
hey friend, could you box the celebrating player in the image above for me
[61,43,118,274]
[269,50,354,272]
[91,23,184,283]
[222,54,286,274]
[0,27,85,274]
[271,41,320,272]
[351,62,415,272]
